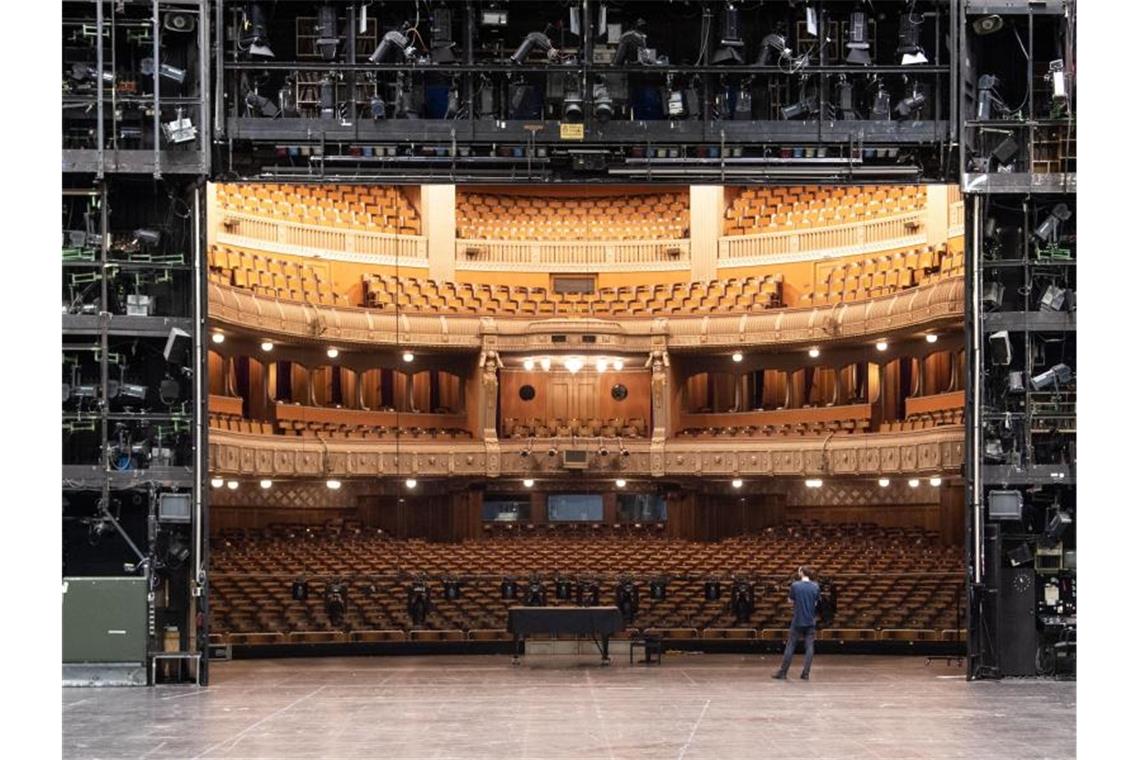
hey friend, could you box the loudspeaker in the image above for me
[164,327,192,364]
[982,281,1005,309]
[988,331,1012,366]
[164,11,196,32]
[998,567,1038,676]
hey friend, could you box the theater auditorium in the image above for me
[57,2,1080,758]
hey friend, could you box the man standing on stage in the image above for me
[772,565,821,680]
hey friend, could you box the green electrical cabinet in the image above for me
[62,577,147,664]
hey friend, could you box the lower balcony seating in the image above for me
[364,274,784,316]
[208,245,352,307]
[882,391,966,432]
[208,520,964,645]
[503,416,648,439]
[724,185,928,236]
[798,244,962,307]
[207,401,473,441]
[677,403,873,439]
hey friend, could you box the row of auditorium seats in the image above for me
[724,185,926,236]
[363,274,784,315]
[208,245,352,307]
[503,416,648,439]
[217,183,421,235]
[457,191,689,241]
[798,244,962,306]
[273,418,472,441]
[884,408,966,432]
[677,417,873,438]
[207,521,962,644]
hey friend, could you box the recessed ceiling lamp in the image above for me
[805,478,824,488]
[523,479,535,488]
[731,478,744,489]
[211,333,225,344]
[405,478,418,490]
[732,352,744,363]
[929,476,942,487]
[926,334,939,343]
[260,341,274,351]
[615,479,627,488]
[878,478,890,487]
[540,357,552,371]
[226,480,239,490]
[808,347,821,358]
[875,340,889,351]
[402,351,415,363]
[260,479,273,489]
[907,478,920,488]
[327,348,339,358]
[210,477,224,488]
[326,479,342,490]
[595,358,608,373]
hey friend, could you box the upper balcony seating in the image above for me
[503,416,648,439]
[208,245,353,307]
[723,185,927,236]
[208,520,963,643]
[364,274,784,315]
[217,183,421,235]
[677,403,873,439]
[207,400,472,441]
[457,192,689,241]
[797,244,961,306]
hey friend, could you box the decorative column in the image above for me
[647,343,670,477]
[478,347,502,477]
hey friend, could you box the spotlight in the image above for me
[161,108,197,144]
[260,479,272,489]
[613,19,649,65]
[808,347,820,359]
[540,357,552,371]
[564,357,584,374]
[895,86,927,119]
[805,479,823,488]
[907,478,920,488]
[318,74,338,119]
[523,358,536,371]
[326,479,342,490]
[592,78,613,122]
[240,3,275,58]
[878,478,890,487]
[972,15,1004,36]
[1032,204,1072,245]
[1008,542,1034,567]
[211,333,225,344]
[562,78,584,123]
[731,478,743,489]
[70,63,114,84]
[929,477,942,487]
[712,4,745,64]
[870,82,891,120]
[732,352,743,363]
[402,351,415,363]
[595,358,608,373]
[260,341,274,351]
[1039,285,1072,312]
[1042,509,1073,548]
[926,334,939,343]
[615,479,627,489]
[430,7,457,64]
[244,90,280,118]
[781,88,818,121]
[141,58,187,84]
[370,23,413,64]
[757,25,792,66]
[226,480,239,490]
[510,30,556,65]
[314,3,340,61]
[523,479,535,488]
[405,478,418,490]
[897,10,928,64]
[370,95,387,120]
[836,77,858,120]
[210,477,224,488]
[845,11,872,65]
[612,359,624,371]
[1029,364,1073,392]
[598,444,610,458]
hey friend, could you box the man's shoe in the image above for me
[771,672,787,680]
[800,673,810,680]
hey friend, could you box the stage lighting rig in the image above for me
[318,74,338,120]
[161,108,197,144]
[757,23,793,67]
[244,86,280,118]
[592,77,613,122]
[730,578,755,624]
[976,75,1013,121]
[781,80,819,121]
[240,3,275,58]
[712,4,745,65]
[1032,204,1072,250]
[1029,364,1073,392]
[1045,59,1070,115]
[870,79,891,120]
[895,85,927,120]
[70,63,115,85]
[525,576,548,606]
[370,21,416,64]
[897,8,928,65]
[1042,509,1073,548]
[314,3,340,61]
[562,73,584,122]
[406,578,429,625]
[845,10,872,65]
[510,28,558,65]
[430,7,457,64]
[141,58,186,85]
[836,77,858,120]
[616,577,639,623]
[613,18,651,65]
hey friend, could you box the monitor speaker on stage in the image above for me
[988,331,1012,366]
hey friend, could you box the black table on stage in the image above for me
[507,606,625,664]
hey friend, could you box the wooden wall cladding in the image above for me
[499,369,651,424]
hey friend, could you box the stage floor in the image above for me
[62,654,1074,759]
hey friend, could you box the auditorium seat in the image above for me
[797,244,957,307]
[723,185,928,236]
[217,183,422,236]
[457,191,689,241]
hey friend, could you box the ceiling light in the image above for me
[564,357,584,374]
[523,358,535,371]
[226,480,239,490]
[929,477,942,487]
[615,479,627,488]
[805,478,823,488]
[731,478,743,489]
[540,357,552,371]
[402,351,415,363]
[210,477,224,488]
[259,479,272,489]
[612,359,624,371]
[327,348,339,359]
[731,352,744,363]
[595,358,608,373]
[908,478,920,488]
[808,347,820,358]
[405,478,418,490]
[926,334,939,344]
[878,478,890,488]
[523,479,535,488]
[875,340,889,352]
[260,341,274,352]
[326,479,342,490]
[211,333,225,344]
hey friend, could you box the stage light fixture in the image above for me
[540,357,552,371]
[70,63,114,84]
[211,332,225,344]
[875,340,888,351]
[598,443,610,458]
[245,90,280,118]
[210,477,224,488]
[226,480,239,490]
[1008,542,1034,567]
[260,479,272,489]
[929,477,942,487]
[870,83,891,120]
[907,478,920,488]
[241,3,275,58]
[732,352,743,363]
[260,341,274,351]
[731,478,744,489]
[523,479,535,488]
[780,88,818,121]
[430,7,457,64]
[808,347,820,358]
[141,58,187,84]
[615,479,627,489]
[712,4,745,65]
[370,94,387,120]
[405,478,418,490]
[592,78,614,122]
[315,3,340,61]
[805,479,823,488]
[612,359,624,371]
[1042,509,1073,548]
[895,86,927,119]
[510,30,556,65]
[845,11,872,65]
[562,78,584,123]
[926,334,938,343]
[1032,204,1072,245]
[1029,364,1073,392]
[402,351,415,363]
[161,108,198,144]
[897,10,928,64]
[757,27,792,66]
[972,15,1004,36]
[523,358,536,371]
[370,23,414,63]
[326,479,342,490]
[878,478,890,487]
[613,19,649,65]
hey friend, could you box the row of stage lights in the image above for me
[211,475,941,491]
[212,333,415,363]
[732,334,938,363]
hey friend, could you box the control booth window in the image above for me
[617,493,667,523]
[547,494,604,522]
[482,497,531,523]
